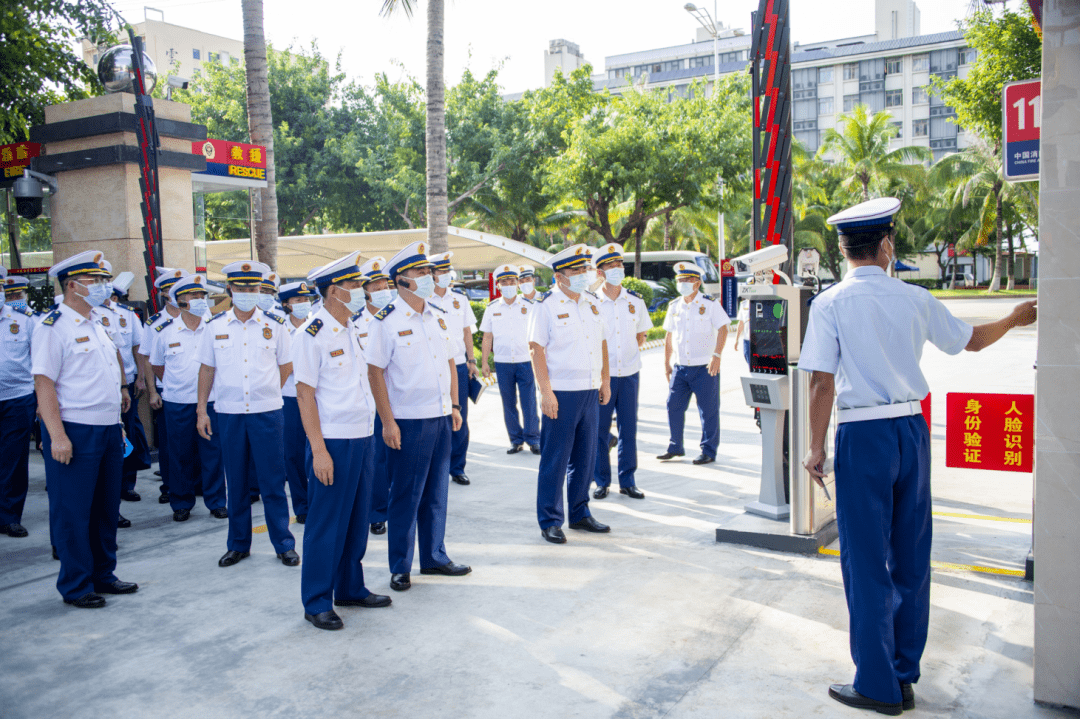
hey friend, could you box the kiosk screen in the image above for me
[749,299,788,375]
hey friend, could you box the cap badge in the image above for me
[93,253,103,263]
[173,270,183,278]
[299,282,307,291]
[417,243,425,254]
[372,262,380,270]
[575,247,584,255]
[241,263,251,272]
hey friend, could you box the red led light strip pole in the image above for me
[127,27,164,311]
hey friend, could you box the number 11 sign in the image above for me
[1003,78,1041,182]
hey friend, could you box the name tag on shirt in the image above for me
[169,342,181,348]
[557,313,569,319]
[398,330,413,337]
[75,336,90,344]
[330,349,345,357]
[493,313,502,316]
[215,334,229,340]
[358,333,368,338]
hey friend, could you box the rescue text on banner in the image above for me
[945,392,1033,473]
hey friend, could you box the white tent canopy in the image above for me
[202,226,552,281]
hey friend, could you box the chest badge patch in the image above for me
[698,305,706,315]
[453,299,460,310]
[437,318,447,331]
[75,336,90,343]
[521,307,527,315]
[628,304,636,314]
[9,323,18,335]
[119,317,127,327]
[330,349,345,358]
[590,305,599,316]
[262,327,273,340]
[101,317,110,327]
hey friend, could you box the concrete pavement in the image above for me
[0,298,1069,719]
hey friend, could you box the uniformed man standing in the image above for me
[427,252,479,486]
[197,262,298,568]
[799,198,1037,715]
[33,251,137,608]
[517,266,538,303]
[293,252,391,631]
[658,262,730,465]
[278,280,319,524]
[356,257,392,536]
[0,268,37,539]
[149,274,227,522]
[528,244,611,544]
[480,264,540,454]
[366,241,471,592]
[592,244,651,500]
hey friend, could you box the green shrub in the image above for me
[645,327,667,342]
[650,309,666,327]
[904,278,940,289]
[620,276,653,307]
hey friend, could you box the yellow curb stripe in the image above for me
[252,516,297,535]
[931,511,1031,524]
[817,546,1025,578]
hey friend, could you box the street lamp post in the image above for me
[685,2,726,260]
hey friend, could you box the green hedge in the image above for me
[904,278,940,289]
[649,309,666,327]
[646,327,667,342]
[621,276,653,307]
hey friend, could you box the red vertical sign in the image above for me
[945,393,1033,472]
[1002,78,1041,182]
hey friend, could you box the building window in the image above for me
[959,47,977,65]
[689,55,713,69]
[912,86,929,105]
[609,67,630,80]
[208,51,219,63]
[886,57,903,75]
[818,67,834,84]
[663,59,683,72]
[911,54,929,73]
[885,89,904,107]
[843,94,859,112]
[913,118,929,137]
[719,50,743,63]
[844,63,858,80]
[891,121,903,138]
[193,48,201,60]
[818,97,834,115]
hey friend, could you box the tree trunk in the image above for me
[633,221,646,279]
[242,0,279,269]
[1005,215,1016,291]
[988,182,1003,293]
[425,0,448,254]
[662,210,672,251]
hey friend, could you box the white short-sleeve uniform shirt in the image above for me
[281,317,306,399]
[798,265,973,410]
[527,286,606,392]
[148,315,213,405]
[663,292,731,367]
[0,304,36,400]
[596,288,651,377]
[428,288,477,365]
[366,301,455,420]
[197,308,291,414]
[479,296,533,364]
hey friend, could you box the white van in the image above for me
[620,250,721,305]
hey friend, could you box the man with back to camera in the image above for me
[528,244,611,545]
[799,198,1037,715]
[479,264,540,455]
[34,250,137,608]
[197,261,298,569]
[278,279,320,524]
[591,243,651,500]
[658,261,730,466]
[0,268,37,539]
[366,240,471,592]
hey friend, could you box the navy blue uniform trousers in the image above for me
[386,416,452,574]
[218,410,295,554]
[835,415,932,705]
[121,383,151,493]
[0,393,36,527]
[43,422,123,601]
[301,436,374,614]
[163,401,226,512]
[595,373,640,489]
[282,396,309,517]
[369,414,389,525]
[152,399,170,494]
[537,389,598,529]
[451,363,470,476]
[666,364,720,459]
[494,361,540,447]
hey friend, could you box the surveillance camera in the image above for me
[12,169,58,220]
[731,244,789,275]
[167,75,190,89]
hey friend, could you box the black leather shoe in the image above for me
[420,561,471,576]
[172,509,190,522]
[507,444,524,454]
[250,494,261,503]
[335,594,392,608]
[154,470,161,477]
[158,492,171,504]
[529,444,540,455]
[451,474,470,486]
[620,486,645,499]
[210,508,228,519]
[120,490,141,502]
[218,550,250,567]
[541,526,567,544]
[656,452,684,460]
[828,684,903,716]
[1,523,28,538]
[295,514,307,524]
[305,610,344,631]
[64,593,106,609]
[370,522,386,535]
[390,573,411,591]
[94,580,138,595]
[692,454,715,465]
[900,682,915,711]
[117,515,131,529]
[593,485,609,499]
[278,549,300,566]
[608,435,618,450]
[569,516,610,533]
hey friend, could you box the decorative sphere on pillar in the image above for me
[97,45,157,94]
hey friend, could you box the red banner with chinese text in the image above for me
[945,392,1033,472]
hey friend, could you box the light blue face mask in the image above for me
[85,282,110,308]
[604,268,625,285]
[257,294,276,311]
[369,289,393,309]
[410,275,435,300]
[341,287,366,313]
[565,272,589,295]
[186,298,210,317]
[290,301,312,319]
[232,292,259,312]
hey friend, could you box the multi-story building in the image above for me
[545,0,975,161]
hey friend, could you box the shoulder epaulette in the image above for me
[306,318,324,336]
[452,287,467,296]
[585,290,598,298]
[374,304,395,321]
[626,289,643,300]
[118,302,138,313]
[147,311,162,325]
[701,293,715,302]
[14,305,33,317]
[523,297,534,304]
[154,318,174,332]
[205,311,225,324]
[350,310,363,323]
[41,309,62,327]
[429,302,447,314]
[262,309,285,324]
[48,303,59,312]
[539,291,552,303]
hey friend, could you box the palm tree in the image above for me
[820,104,931,201]
[381,0,449,254]
[241,0,279,268]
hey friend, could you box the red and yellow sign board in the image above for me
[945,392,1033,473]
[192,139,267,181]
[0,142,42,179]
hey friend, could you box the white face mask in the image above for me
[604,268,625,286]
[519,282,534,295]
[408,275,435,300]
[677,281,697,297]
[290,301,312,319]
[186,298,209,317]
[257,294,276,311]
[369,289,393,308]
[435,274,452,289]
[232,291,259,312]
[563,272,589,295]
[586,270,597,285]
[337,286,366,313]
[500,284,518,299]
